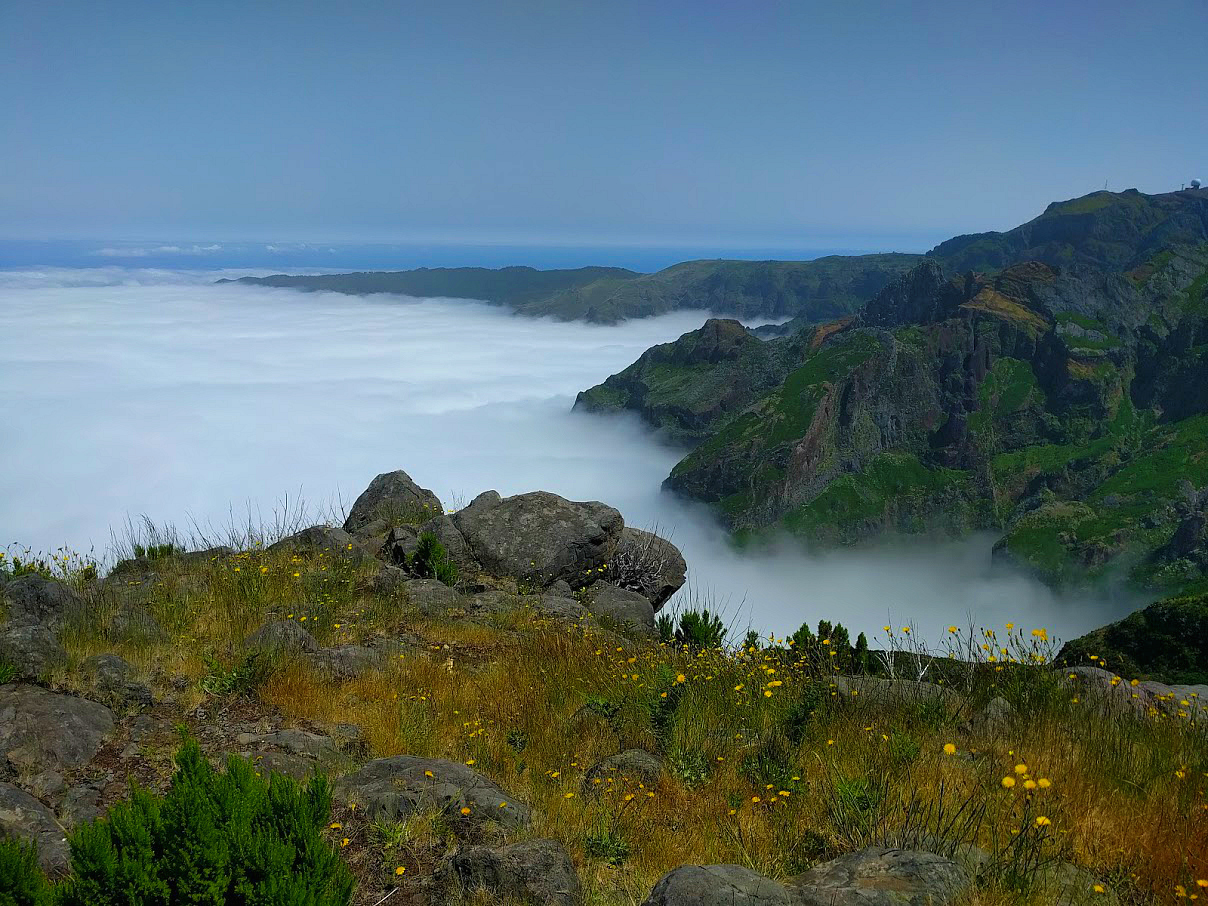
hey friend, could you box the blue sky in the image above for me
[3,0,1205,248]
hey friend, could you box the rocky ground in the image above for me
[2,469,1205,904]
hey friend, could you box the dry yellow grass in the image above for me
[26,544,1208,905]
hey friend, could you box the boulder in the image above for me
[79,653,154,708]
[613,527,687,609]
[0,782,69,876]
[584,749,663,793]
[583,581,655,631]
[370,564,410,596]
[236,751,323,781]
[449,838,581,906]
[405,579,465,616]
[831,676,959,709]
[235,728,340,760]
[965,696,1013,736]
[334,756,529,830]
[380,526,421,565]
[641,864,793,906]
[788,847,971,906]
[413,515,478,572]
[1,575,85,630]
[344,470,443,535]
[267,525,364,559]
[452,491,623,589]
[534,595,589,623]
[1061,665,1208,719]
[57,781,104,829]
[310,645,384,680]
[244,619,318,655]
[0,685,114,774]
[0,623,67,680]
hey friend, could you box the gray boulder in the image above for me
[80,653,154,708]
[405,579,465,616]
[370,564,410,596]
[57,782,104,829]
[452,490,624,589]
[380,526,420,564]
[414,514,478,572]
[334,756,529,830]
[267,525,364,559]
[583,581,655,631]
[344,470,443,535]
[449,838,581,906]
[235,751,321,781]
[0,782,69,876]
[1061,665,1208,719]
[236,728,340,760]
[0,623,67,680]
[641,864,792,906]
[584,749,663,793]
[244,619,318,655]
[831,676,959,709]
[0,684,114,774]
[310,645,384,680]
[614,527,687,609]
[1,575,85,629]
[788,847,971,906]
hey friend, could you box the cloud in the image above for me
[0,274,1135,645]
[91,244,222,257]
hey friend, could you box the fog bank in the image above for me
[0,270,1137,645]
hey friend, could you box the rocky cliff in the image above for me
[578,189,1208,593]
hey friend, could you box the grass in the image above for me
[15,538,1208,905]
[777,452,983,542]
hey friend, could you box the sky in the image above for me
[0,269,1136,643]
[2,0,1205,250]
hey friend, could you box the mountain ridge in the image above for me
[577,187,1208,596]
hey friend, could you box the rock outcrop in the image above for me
[788,847,971,906]
[641,864,794,906]
[334,756,530,831]
[448,838,581,906]
[343,469,443,536]
[452,490,624,590]
[0,684,114,775]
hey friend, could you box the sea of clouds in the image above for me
[0,269,1140,645]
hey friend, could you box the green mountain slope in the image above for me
[228,254,923,324]
[578,188,1208,594]
[930,187,1208,274]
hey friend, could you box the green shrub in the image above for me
[0,660,18,685]
[198,651,273,699]
[409,533,458,587]
[0,837,51,906]
[673,609,725,649]
[56,739,354,905]
[583,820,631,866]
[655,613,674,644]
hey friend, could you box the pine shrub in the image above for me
[0,838,51,906]
[56,739,354,905]
[409,532,458,587]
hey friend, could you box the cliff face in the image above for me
[579,189,1208,592]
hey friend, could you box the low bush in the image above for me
[0,837,52,906]
[54,738,354,905]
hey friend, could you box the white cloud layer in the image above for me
[0,271,1139,645]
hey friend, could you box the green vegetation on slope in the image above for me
[232,254,924,323]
